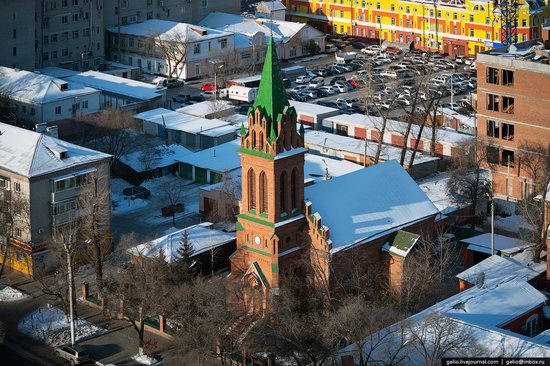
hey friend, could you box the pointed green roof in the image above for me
[252,37,289,127]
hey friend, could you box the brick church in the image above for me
[229,38,440,312]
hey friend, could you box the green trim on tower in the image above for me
[237,148,274,160]
[241,245,272,257]
[237,213,275,227]
[252,37,289,135]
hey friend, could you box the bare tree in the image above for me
[79,108,137,167]
[447,140,492,225]
[206,171,240,224]
[162,181,183,227]
[148,27,189,80]
[0,187,29,279]
[516,141,550,262]
[105,244,171,356]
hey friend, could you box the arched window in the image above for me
[252,130,256,149]
[291,168,297,209]
[258,132,264,150]
[280,171,287,214]
[259,171,268,214]
[248,168,256,210]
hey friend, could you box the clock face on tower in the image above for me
[254,236,261,245]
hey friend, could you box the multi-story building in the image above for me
[36,0,105,70]
[0,123,111,276]
[103,0,241,27]
[284,0,550,56]
[476,38,550,201]
[106,19,235,80]
[0,0,36,70]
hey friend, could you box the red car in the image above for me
[349,79,362,88]
[201,84,216,91]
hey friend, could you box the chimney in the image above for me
[35,123,47,133]
[46,126,59,139]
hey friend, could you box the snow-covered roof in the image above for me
[199,125,237,138]
[439,107,476,129]
[119,144,192,173]
[107,19,233,42]
[304,130,439,165]
[256,0,287,11]
[289,100,340,116]
[338,278,550,361]
[417,172,469,215]
[304,160,439,253]
[134,108,232,134]
[0,123,111,178]
[37,66,79,79]
[457,249,546,285]
[303,154,362,184]
[0,66,98,105]
[199,12,319,47]
[461,233,535,256]
[65,71,164,101]
[176,100,234,118]
[177,139,241,173]
[128,223,235,263]
[323,113,473,146]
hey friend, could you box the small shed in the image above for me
[289,100,341,130]
[176,100,235,119]
[459,233,536,267]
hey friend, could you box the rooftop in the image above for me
[128,223,235,263]
[107,19,233,42]
[289,100,340,116]
[134,108,233,135]
[177,139,241,173]
[176,100,234,118]
[119,144,192,173]
[304,160,439,252]
[0,123,111,178]
[479,40,550,69]
[0,67,98,105]
[65,71,165,101]
[461,233,536,256]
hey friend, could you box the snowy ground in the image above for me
[0,284,28,302]
[132,353,161,365]
[111,176,203,241]
[494,213,535,234]
[18,306,105,347]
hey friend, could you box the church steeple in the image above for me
[253,37,290,128]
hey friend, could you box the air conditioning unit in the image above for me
[128,15,138,23]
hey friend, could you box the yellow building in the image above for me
[284,0,549,55]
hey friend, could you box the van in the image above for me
[432,75,450,85]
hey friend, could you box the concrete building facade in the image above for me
[0,123,112,276]
[476,40,550,200]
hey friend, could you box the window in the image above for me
[202,0,208,6]
[72,13,79,22]
[259,171,268,213]
[336,124,348,136]
[21,106,26,114]
[82,100,88,109]
[486,146,499,164]
[62,48,69,57]
[195,63,200,76]
[12,29,16,39]
[62,0,68,7]
[13,182,21,193]
[280,171,287,214]
[31,108,35,116]
[469,29,474,37]
[62,15,68,24]
[193,43,201,54]
[502,96,514,114]
[62,32,69,41]
[487,94,499,112]
[14,228,22,238]
[501,149,514,166]
[147,11,153,20]
[502,123,514,140]
[220,38,227,49]
[72,30,79,39]
[522,19,527,27]
[487,120,499,137]
[291,169,297,210]
[72,0,78,5]
[391,4,395,11]
[486,67,499,84]
[83,28,90,37]
[51,50,58,59]
[502,69,514,86]
[248,168,256,210]
[51,34,58,42]
[0,176,8,190]
[53,177,75,192]
[129,38,135,47]
[43,35,49,44]
[42,52,49,61]
[12,47,16,56]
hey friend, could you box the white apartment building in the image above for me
[0,66,101,124]
[107,19,236,80]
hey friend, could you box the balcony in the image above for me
[51,207,91,227]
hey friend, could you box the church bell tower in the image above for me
[230,38,307,311]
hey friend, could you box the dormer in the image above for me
[49,145,69,159]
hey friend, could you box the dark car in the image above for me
[317,100,341,108]
[123,186,151,199]
[282,78,292,88]
[351,41,366,49]
[172,93,191,103]
[287,91,307,102]
[329,76,347,85]
[235,104,253,114]
[162,79,184,88]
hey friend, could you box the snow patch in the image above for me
[18,307,105,346]
[0,285,28,302]
[132,353,161,365]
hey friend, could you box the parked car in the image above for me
[318,85,338,96]
[333,83,351,93]
[54,345,91,365]
[123,186,151,199]
[162,79,184,88]
[282,78,292,88]
[309,77,325,88]
[200,90,216,98]
[351,41,366,49]
[172,93,191,103]
[296,75,313,84]
[287,91,307,102]
[317,100,341,108]
[291,85,309,93]
[329,76,347,85]
[300,88,318,99]
[201,84,216,91]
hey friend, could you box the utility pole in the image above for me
[491,197,495,256]
[433,0,440,53]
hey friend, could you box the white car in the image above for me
[361,47,379,55]
[309,77,325,88]
[318,85,338,95]
[296,75,313,84]
[291,85,309,93]
[380,71,397,79]
[333,83,351,93]
[200,91,215,98]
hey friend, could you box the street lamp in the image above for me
[214,64,224,101]
[485,192,495,256]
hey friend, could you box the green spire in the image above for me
[253,37,289,129]
[299,120,305,136]
[240,121,246,136]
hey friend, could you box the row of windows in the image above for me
[486,120,514,141]
[487,67,514,86]
[247,168,298,215]
[487,146,515,166]
[487,94,515,114]
[48,0,81,10]
[51,173,91,193]
[0,178,21,193]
